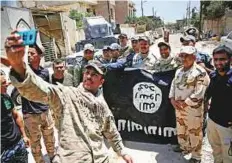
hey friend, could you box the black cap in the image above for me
[119,33,128,38]
[158,42,171,49]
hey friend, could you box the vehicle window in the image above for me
[228,32,232,40]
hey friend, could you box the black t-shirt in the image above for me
[51,75,64,85]
[21,66,49,114]
[1,94,21,152]
[207,69,232,127]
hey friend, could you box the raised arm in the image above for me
[5,30,61,107]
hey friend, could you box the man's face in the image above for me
[84,50,94,61]
[110,49,120,59]
[82,67,104,94]
[103,49,111,61]
[182,41,190,46]
[213,52,231,72]
[28,47,41,64]
[119,36,128,47]
[189,41,195,47]
[139,40,149,54]
[159,46,170,59]
[53,62,65,75]
[131,40,139,51]
[0,74,8,93]
[179,53,195,69]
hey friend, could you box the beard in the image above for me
[217,61,231,72]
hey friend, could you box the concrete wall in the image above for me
[203,10,232,36]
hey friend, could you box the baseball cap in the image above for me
[109,43,121,50]
[180,35,196,43]
[138,36,150,43]
[84,44,95,51]
[103,46,110,50]
[131,36,139,41]
[180,46,197,55]
[158,42,171,49]
[85,60,106,75]
[119,33,128,38]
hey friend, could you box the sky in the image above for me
[132,0,200,23]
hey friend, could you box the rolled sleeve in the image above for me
[185,72,210,107]
[169,79,175,99]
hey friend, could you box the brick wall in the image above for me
[95,1,115,22]
[115,1,129,24]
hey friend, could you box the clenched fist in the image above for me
[5,30,26,78]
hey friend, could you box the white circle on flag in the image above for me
[133,82,162,114]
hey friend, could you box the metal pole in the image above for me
[199,1,203,34]
[152,7,155,18]
[141,0,144,17]
[107,0,111,23]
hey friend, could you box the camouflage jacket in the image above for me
[49,71,78,87]
[153,55,181,72]
[119,45,133,58]
[67,58,89,87]
[132,51,157,70]
[169,63,210,109]
[10,66,125,163]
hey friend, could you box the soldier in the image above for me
[132,36,157,70]
[108,43,121,62]
[96,46,112,64]
[206,45,232,163]
[181,35,214,137]
[1,42,56,163]
[180,35,214,74]
[72,43,95,86]
[153,42,181,72]
[130,36,140,55]
[118,33,133,58]
[5,30,133,163]
[50,58,77,87]
[1,70,30,163]
[169,46,210,163]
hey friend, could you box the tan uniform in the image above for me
[132,51,157,70]
[169,63,210,160]
[10,66,125,163]
[24,110,54,163]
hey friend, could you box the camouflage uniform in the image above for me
[50,71,78,87]
[24,109,55,163]
[68,58,89,87]
[169,63,210,160]
[132,51,157,70]
[119,45,133,58]
[153,55,181,72]
[10,66,126,163]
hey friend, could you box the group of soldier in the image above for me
[1,30,232,163]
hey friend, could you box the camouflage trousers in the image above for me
[23,110,55,163]
[175,106,203,160]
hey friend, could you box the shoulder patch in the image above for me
[4,99,12,110]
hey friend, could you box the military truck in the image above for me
[75,16,118,52]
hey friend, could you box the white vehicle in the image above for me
[65,49,103,67]
[221,31,232,49]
